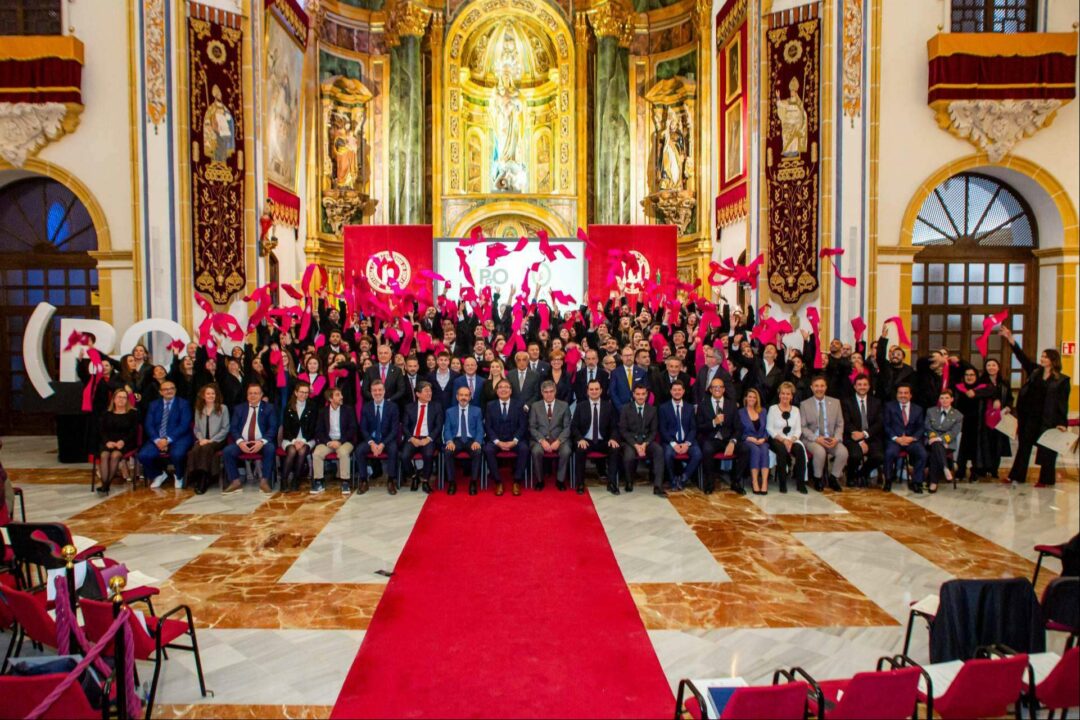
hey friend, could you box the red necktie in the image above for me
[380,365,387,382]
[901,404,908,426]
[414,403,426,436]
[246,405,258,441]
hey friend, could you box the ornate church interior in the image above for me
[0,0,1078,717]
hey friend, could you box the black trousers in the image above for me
[574,440,617,485]
[768,438,807,491]
[443,439,482,483]
[621,442,664,488]
[927,442,952,484]
[1008,428,1057,485]
[844,438,883,481]
[701,436,737,490]
[401,439,437,480]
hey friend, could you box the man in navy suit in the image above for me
[312,386,358,495]
[659,381,701,490]
[883,383,927,493]
[443,385,484,495]
[452,357,483,408]
[483,379,529,496]
[695,376,741,494]
[427,351,459,411]
[358,380,400,494]
[610,345,648,410]
[401,381,442,494]
[573,349,610,403]
[571,379,619,495]
[526,341,551,379]
[138,380,194,489]
[223,383,278,494]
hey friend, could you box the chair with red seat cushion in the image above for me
[0,673,99,720]
[80,596,208,713]
[809,666,921,719]
[0,584,59,672]
[908,653,1029,719]
[1022,646,1079,718]
[1042,577,1079,649]
[721,682,809,720]
[5,522,106,589]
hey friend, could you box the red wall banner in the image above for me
[586,225,678,305]
[343,224,433,301]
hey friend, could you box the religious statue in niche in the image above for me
[490,31,527,193]
[657,107,687,191]
[329,110,360,189]
[776,76,808,157]
[642,75,698,235]
[202,85,236,163]
[320,75,376,234]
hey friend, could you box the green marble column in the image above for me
[593,36,631,224]
[389,36,423,224]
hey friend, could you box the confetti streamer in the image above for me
[806,307,823,369]
[884,316,911,347]
[820,247,857,287]
[851,316,867,342]
[975,309,1009,359]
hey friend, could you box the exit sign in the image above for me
[1063,341,1077,356]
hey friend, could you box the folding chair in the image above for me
[1019,646,1079,719]
[796,661,922,719]
[896,650,1029,719]
[674,675,810,720]
[0,673,101,719]
[1041,577,1079,650]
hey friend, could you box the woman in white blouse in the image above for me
[766,381,809,494]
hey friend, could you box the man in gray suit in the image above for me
[799,376,848,491]
[509,351,542,408]
[529,381,571,490]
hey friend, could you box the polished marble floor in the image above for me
[2,437,1077,718]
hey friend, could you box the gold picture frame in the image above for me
[724,98,744,184]
[724,33,741,104]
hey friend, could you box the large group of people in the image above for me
[79,288,1071,498]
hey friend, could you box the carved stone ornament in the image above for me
[938,98,1063,164]
[643,188,697,235]
[386,0,430,46]
[0,102,82,167]
[322,190,377,234]
[588,0,634,48]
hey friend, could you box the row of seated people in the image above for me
[98,362,965,496]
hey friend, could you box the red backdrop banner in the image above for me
[586,225,678,305]
[343,225,433,301]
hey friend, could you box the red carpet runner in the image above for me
[331,491,674,718]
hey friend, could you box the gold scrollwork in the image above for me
[589,0,634,48]
[386,0,430,46]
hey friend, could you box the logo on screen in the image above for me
[616,251,651,294]
[365,251,412,294]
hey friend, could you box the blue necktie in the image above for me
[460,407,468,439]
[375,405,382,439]
[819,400,828,438]
[675,404,683,442]
[160,401,171,437]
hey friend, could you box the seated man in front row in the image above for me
[358,380,400,495]
[618,384,665,496]
[483,379,529,497]
[883,383,927,494]
[139,379,194,489]
[442,386,484,495]
[312,387,357,495]
[695,376,741,495]
[529,381,572,491]
[401,381,442,494]
[223,383,277,494]
[659,380,701,491]
[571,378,619,495]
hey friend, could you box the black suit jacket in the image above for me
[618,403,658,445]
[695,365,736,405]
[842,394,884,448]
[695,395,739,444]
[483,398,528,443]
[426,370,460,412]
[401,373,422,409]
[507,368,541,405]
[281,401,318,442]
[402,401,444,442]
[363,365,406,405]
[571,399,618,444]
[653,371,692,407]
[573,366,610,403]
[314,405,359,445]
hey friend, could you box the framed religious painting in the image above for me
[724,99,744,183]
[724,34,741,104]
[265,12,306,194]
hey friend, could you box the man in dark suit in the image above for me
[695,345,735,406]
[442,385,484,495]
[401,355,423,410]
[654,357,693,407]
[841,375,884,487]
[883,383,927,493]
[659,381,700,491]
[401,381,442,494]
[526,341,551,379]
[610,346,649,411]
[138,379,195,489]
[483,379,529,496]
[573,349,610,403]
[731,342,785,406]
[507,351,541,407]
[312,386,358,494]
[358,380,401,494]
[363,344,406,405]
[427,351,459,411]
[452,356,484,408]
[317,329,348,368]
[223,383,278,494]
[617,385,665,496]
[571,379,619,495]
[696,376,741,494]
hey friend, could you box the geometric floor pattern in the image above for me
[3,438,1077,718]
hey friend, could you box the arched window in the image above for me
[910,172,1036,388]
[0,176,99,434]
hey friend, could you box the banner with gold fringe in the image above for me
[765,4,820,304]
[189,3,245,304]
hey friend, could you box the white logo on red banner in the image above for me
[616,251,651,295]
[365,251,412,294]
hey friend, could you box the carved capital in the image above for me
[589,1,634,48]
[386,0,430,46]
[0,102,83,167]
[934,98,1064,163]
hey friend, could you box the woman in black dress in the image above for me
[973,358,1013,479]
[547,350,573,403]
[280,381,318,491]
[1000,327,1071,486]
[98,388,139,493]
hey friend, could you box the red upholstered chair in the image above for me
[1022,646,1079,718]
[0,585,59,672]
[0,673,99,719]
[80,596,208,713]
[494,450,526,488]
[675,677,809,720]
[1032,538,1072,587]
[1041,577,1079,649]
[901,652,1029,719]
[807,665,921,719]
[440,450,479,490]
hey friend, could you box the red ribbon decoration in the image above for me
[486,242,510,266]
[650,331,668,359]
[536,229,574,262]
[513,236,529,253]
[550,290,576,306]
[819,247,857,287]
[751,317,793,347]
[975,309,1009,359]
[708,254,764,289]
[166,339,186,355]
[851,316,867,342]
[538,303,551,333]
[884,316,912,347]
[455,247,476,287]
[806,306,823,369]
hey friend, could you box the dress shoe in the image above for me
[607,482,620,495]
[358,480,369,494]
[410,476,419,492]
[556,480,566,491]
[883,479,893,492]
[576,484,585,495]
[495,482,504,496]
[653,487,668,497]
[703,483,715,495]
[512,482,521,496]
[624,481,634,492]
[828,477,843,492]
[388,481,398,495]
[732,483,746,496]
[908,482,923,494]
[1034,482,1054,488]
[259,479,274,494]
[421,481,432,494]
[813,478,825,492]
[846,478,857,488]
[778,482,788,494]
[223,479,243,495]
[447,481,457,495]
[928,483,938,494]
[468,481,477,496]
[535,480,545,491]
[796,483,808,495]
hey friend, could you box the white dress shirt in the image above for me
[328,405,342,441]
[239,404,265,445]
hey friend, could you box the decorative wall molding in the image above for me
[0,102,82,167]
[143,0,168,125]
[841,0,862,120]
[936,98,1063,164]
